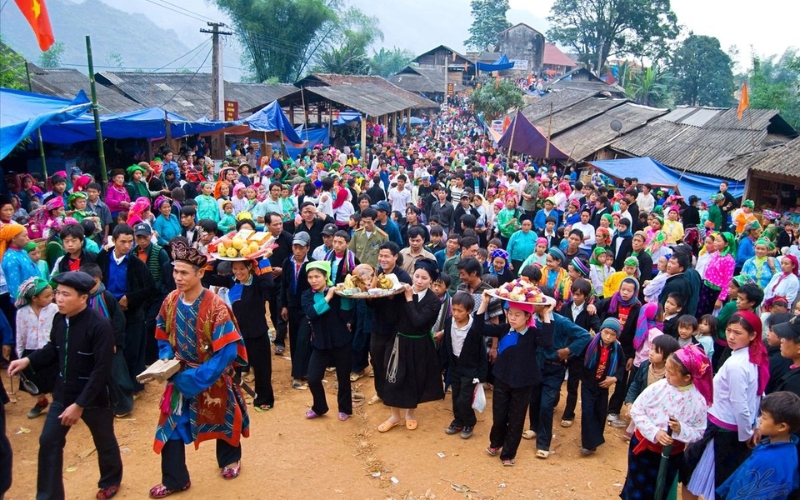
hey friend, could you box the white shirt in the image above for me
[637,192,655,214]
[450,315,474,357]
[388,187,411,214]
[570,301,585,321]
[312,244,332,262]
[572,221,596,250]
[708,347,760,441]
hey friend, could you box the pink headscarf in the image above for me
[126,197,151,226]
[734,310,770,396]
[508,302,536,327]
[634,302,663,351]
[72,174,92,192]
[674,345,714,406]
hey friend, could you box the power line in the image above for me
[142,0,211,23]
[159,46,212,108]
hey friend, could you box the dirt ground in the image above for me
[2,356,631,500]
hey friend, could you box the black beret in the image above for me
[52,271,95,294]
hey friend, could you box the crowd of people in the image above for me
[1,101,800,500]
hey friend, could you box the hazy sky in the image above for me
[73,0,797,80]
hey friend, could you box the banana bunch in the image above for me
[377,275,394,290]
[344,274,358,289]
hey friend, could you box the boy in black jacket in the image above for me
[278,232,313,388]
[442,292,488,440]
[558,278,602,427]
[478,290,554,466]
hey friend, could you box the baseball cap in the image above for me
[372,200,391,213]
[134,223,152,236]
[292,232,310,247]
[773,315,800,341]
[322,223,337,236]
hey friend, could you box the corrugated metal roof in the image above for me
[522,89,599,122]
[94,71,296,119]
[29,68,142,114]
[388,66,465,96]
[724,137,800,180]
[661,107,696,122]
[531,97,625,135]
[680,108,722,127]
[304,84,417,117]
[551,103,668,160]
[297,73,438,110]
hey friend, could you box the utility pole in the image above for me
[200,22,232,160]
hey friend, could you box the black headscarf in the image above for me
[414,257,439,282]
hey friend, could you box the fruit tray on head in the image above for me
[334,271,404,299]
[207,229,275,262]
[487,277,557,307]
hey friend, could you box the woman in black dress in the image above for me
[378,258,444,432]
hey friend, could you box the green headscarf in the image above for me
[590,247,606,266]
[742,199,755,209]
[623,256,639,268]
[718,232,736,258]
[126,164,147,177]
[601,213,614,225]
[306,261,333,287]
[67,191,88,210]
[14,276,50,308]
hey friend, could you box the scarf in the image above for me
[608,277,641,315]
[675,344,714,406]
[584,333,621,376]
[88,283,111,319]
[325,248,356,276]
[718,231,736,258]
[589,247,606,266]
[634,302,662,351]
[735,310,770,396]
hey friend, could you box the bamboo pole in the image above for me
[86,36,108,190]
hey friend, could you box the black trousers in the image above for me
[528,363,566,451]
[287,308,311,380]
[450,368,477,427]
[37,401,122,500]
[0,400,11,497]
[242,335,274,407]
[580,380,609,450]
[488,379,533,461]
[307,345,352,415]
[160,438,240,490]
[561,356,583,421]
[123,308,147,393]
[351,301,371,374]
[144,298,163,366]
[369,333,393,399]
[607,364,631,415]
[0,293,15,339]
[268,286,287,348]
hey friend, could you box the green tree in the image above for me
[627,65,673,107]
[464,0,511,51]
[748,51,800,129]
[547,0,679,72]
[369,47,415,77]
[214,0,337,83]
[313,6,383,75]
[0,39,27,90]
[106,51,123,69]
[470,79,524,121]
[671,34,734,107]
[38,41,65,68]
[315,40,370,75]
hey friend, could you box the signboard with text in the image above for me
[510,59,529,70]
[224,100,239,121]
[447,82,454,96]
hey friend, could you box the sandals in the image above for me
[149,482,190,499]
[338,412,349,421]
[305,410,320,419]
[521,430,536,440]
[536,449,550,459]
[502,459,515,467]
[221,462,241,479]
[96,485,120,499]
[405,419,418,430]
[274,346,285,356]
[560,419,574,428]
[349,371,365,382]
[254,404,272,412]
[367,395,382,405]
[377,420,402,433]
[486,446,499,457]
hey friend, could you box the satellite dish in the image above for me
[610,119,623,132]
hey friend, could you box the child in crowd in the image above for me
[603,257,639,298]
[580,318,627,456]
[631,302,665,378]
[14,277,58,419]
[218,201,237,234]
[622,335,681,422]
[441,292,488,440]
[301,261,353,421]
[642,256,669,303]
[765,312,794,394]
[677,314,700,348]
[478,289,554,466]
[538,248,572,306]
[661,293,684,340]
[348,213,360,235]
[24,241,49,280]
[431,273,453,377]
[486,238,502,255]
[697,315,717,358]
[717,391,800,500]
[621,345,712,500]
[518,237,548,275]
[588,248,613,298]
[714,282,764,369]
[426,225,446,255]
[476,248,489,270]
[559,278,602,429]
[51,223,96,278]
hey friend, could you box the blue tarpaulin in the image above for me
[242,101,304,144]
[476,54,515,72]
[280,127,329,158]
[589,157,745,202]
[332,110,361,126]
[0,88,91,160]
[38,107,230,144]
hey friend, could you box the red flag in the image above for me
[14,0,55,51]
[737,82,749,120]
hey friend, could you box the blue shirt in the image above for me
[107,255,129,300]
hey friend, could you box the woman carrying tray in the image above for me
[377,258,444,433]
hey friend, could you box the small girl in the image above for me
[14,277,58,418]
[218,201,237,234]
[24,241,49,280]
[518,237,548,274]
[301,261,354,421]
[677,314,699,348]
[621,344,712,500]
[642,256,669,303]
[580,318,626,456]
[622,335,681,427]
[589,248,613,298]
[697,315,717,358]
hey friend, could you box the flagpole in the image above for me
[25,62,48,179]
[86,35,108,191]
[545,102,553,159]
[507,109,519,158]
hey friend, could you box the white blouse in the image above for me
[15,303,58,357]
[708,347,760,441]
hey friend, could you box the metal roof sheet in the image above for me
[304,84,416,117]
[29,68,142,114]
[680,108,722,127]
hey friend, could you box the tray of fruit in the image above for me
[334,266,405,298]
[207,230,275,261]
[487,277,556,306]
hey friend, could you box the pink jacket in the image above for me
[106,185,130,214]
[704,253,735,301]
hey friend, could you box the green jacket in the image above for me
[348,227,387,269]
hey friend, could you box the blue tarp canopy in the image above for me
[0,88,91,160]
[38,107,230,144]
[476,54,514,72]
[212,100,305,145]
[280,127,330,158]
[333,110,361,126]
[589,157,745,202]
[498,111,569,159]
